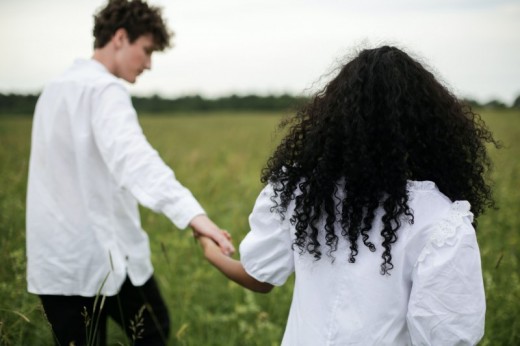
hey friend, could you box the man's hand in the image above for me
[189,214,235,256]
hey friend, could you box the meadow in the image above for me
[0,109,518,345]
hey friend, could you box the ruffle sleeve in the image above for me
[239,184,295,286]
[407,201,486,345]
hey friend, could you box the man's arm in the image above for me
[197,235,273,294]
[91,83,234,255]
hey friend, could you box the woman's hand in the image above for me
[197,234,220,259]
[195,234,274,294]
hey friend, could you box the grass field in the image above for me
[0,110,519,345]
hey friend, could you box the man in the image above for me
[26,1,234,345]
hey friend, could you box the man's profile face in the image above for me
[114,33,155,83]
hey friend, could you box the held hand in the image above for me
[189,215,235,256]
[195,234,274,294]
[197,235,220,259]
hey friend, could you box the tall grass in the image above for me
[0,110,518,345]
[475,110,520,345]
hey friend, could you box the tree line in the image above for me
[1,92,519,116]
[0,93,308,116]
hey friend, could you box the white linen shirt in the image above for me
[240,181,486,345]
[26,59,205,296]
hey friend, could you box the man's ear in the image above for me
[112,28,128,49]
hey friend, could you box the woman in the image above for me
[198,45,498,345]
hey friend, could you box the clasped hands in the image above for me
[189,214,234,256]
[190,214,273,293]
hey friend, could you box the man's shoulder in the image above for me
[50,59,122,90]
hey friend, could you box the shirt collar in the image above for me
[72,58,111,75]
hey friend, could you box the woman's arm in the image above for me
[197,235,274,294]
[407,211,485,345]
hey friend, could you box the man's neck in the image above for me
[92,47,117,76]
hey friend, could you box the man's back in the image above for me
[26,58,153,296]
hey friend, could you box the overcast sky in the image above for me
[1,0,519,103]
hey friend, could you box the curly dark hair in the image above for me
[261,46,499,274]
[93,0,172,51]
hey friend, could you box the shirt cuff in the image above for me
[162,198,206,230]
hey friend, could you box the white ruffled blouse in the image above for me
[240,181,485,345]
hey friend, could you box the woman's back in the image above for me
[240,180,485,345]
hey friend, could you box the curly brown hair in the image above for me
[93,0,172,51]
[262,46,499,274]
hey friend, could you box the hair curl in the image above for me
[93,0,172,51]
[261,46,499,274]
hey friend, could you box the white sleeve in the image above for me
[407,201,485,345]
[239,184,294,286]
[91,83,205,229]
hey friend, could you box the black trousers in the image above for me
[39,276,170,346]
